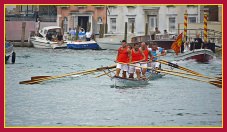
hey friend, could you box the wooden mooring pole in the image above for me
[21,22,26,46]
[124,22,127,41]
[99,24,104,38]
[105,23,108,34]
[145,23,148,36]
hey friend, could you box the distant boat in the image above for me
[174,42,216,63]
[67,40,100,50]
[29,26,67,49]
[5,41,16,64]
[131,33,176,51]
[96,34,136,50]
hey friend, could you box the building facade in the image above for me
[106,5,221,35]
[57,5,107,34]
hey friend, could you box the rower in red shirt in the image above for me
[115,40,131,78]
[140,42,152,78]
[129,43,145,79]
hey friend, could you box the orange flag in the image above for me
[171,33,183,55]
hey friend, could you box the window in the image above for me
[110,18,116,32]
[20,6,27,12]
[169,17,176,32]
[188,17,197,23]
[20,6,34,12]
[27,6,33,12]
[148,16,157,31]
[128,18,135,33]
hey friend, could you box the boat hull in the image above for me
[31,40,51,48]
[30,37,52,49]
[51,43,67,49]
[175,49,215,63]
[96,34,135,50]
[111,72,164,87]
[67,41,100,50]
[97,42,121,50]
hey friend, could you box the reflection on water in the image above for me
[6,47,222,127]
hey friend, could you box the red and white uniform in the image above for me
[140,48,150,68]
[116,47,129,71]
[129,49,142,73]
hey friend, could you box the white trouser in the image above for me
[140,63,147,68]
[150,62,160,69]
[129,63,141,73]
[116,63,129,71]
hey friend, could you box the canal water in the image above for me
[6,47,222,127]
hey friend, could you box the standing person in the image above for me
[69,28,76,41]
[163,29,169,39]
[153,27,161,40]
[85,31,92,41]
[128,43,145,79]
[149,42,166,71]
[35,17,40,36]
[115,40,131,78]
[140,42,152,78]
[154,27,161,34]
[194,33,204,49]
[78,28,85,40]
[194,33,203,44]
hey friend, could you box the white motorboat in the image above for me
[29,26,67,49]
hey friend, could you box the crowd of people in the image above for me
[68,27,92,41]
[115,40,166,80]
[45,27,92,42]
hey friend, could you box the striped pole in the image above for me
[184,10,188,42]
[203,12,208,43]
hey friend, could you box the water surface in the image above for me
[6,47,222,127]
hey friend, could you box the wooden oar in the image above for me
[95,69,116,78]
[20,71,95,84]
[158,59,205,76]
[119,62,222,88]
[158,59,222,81]
[19,64,116,84]
[31,76,51,80]
[156,69,222,88]
[161,68,222,82]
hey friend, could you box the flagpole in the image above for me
[203,9,208,44]
[184,10,188,42]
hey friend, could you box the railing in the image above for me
[5,16,36,21]
[176,28,222,44]
[5,15,57,22]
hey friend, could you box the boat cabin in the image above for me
[38,26,63,41]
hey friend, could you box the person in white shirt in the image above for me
[85,31,92,41]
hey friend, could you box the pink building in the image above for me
[57,5,107,34]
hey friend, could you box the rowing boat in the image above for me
[111,72,164,88]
